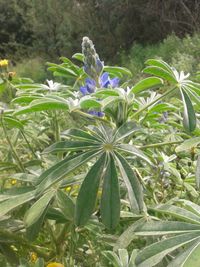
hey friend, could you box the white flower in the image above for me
[43,80,62,91]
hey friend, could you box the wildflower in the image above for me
[65,186,71,192]
[100,72,119,88]
[80,72,119,96]
[30,252,38,263]
[44,80,63,91]
[88,110,104,117]
[82,37,103,80]
[0,59,8,67]
[11,179,17,185]
[46,262,64,267]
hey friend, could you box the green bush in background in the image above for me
[120,33,200,79]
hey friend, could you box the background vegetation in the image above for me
[1,1,200,266]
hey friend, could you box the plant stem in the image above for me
[1,116,25,172]
[54,111,60,142]
[131,86,176,118]
[138,140,182,149]
[20,130,38,159]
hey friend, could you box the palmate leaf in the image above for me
[113,121,139,142]
[133,209,200,267]
[175,137,200,152]
[101,154,120,230]
[14,97,69,116]
[143,66,176,83]
[24,189,55,228]
[150,205,200,225]
[117,144,153,166]
[56,190,75,221]
[135,232,200,267]
[130,77,163,95]
[180,89,196,132]
[115,152,144,213]
[0,190,36,217]
[134,221,200,236]
[36,150,101,195]
[75,153,106,226]
[114,218,147,251]
[103,66,132,77]
[43,140,100,154]
[167,241,200,267]
[62,128,101,142]
[80,97,102,109]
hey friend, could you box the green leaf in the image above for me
[175,137,200,152]
[26,211,47,241]
[196,156,200,190]
[134,221,200,236]
[24,190,55,227]
[75,153,106,226]
[46,207,67,223]
[103,251,122,267]
[113,121,139,142]
[167,240,200,267]
[145,59,174,74]
[150,205,200,225]
[72,53,84,62]
[101,155,120,230]
[93,89,120,97]
[143,66,176,82]
[3,116,24,129]
[135,232,200,267]
[118,249,129,266]
[56,190,75,221]
[43,140,100,154]
[177,199,200,217]
[114,218,146,251]
[14,98,69,116]
[36,150,101,195]
[130,77,163,94]
[48,65,77,77]
[0,190,35,217]
[129,249,138,267]
[80,98,102,109]
[62,128,101,142]
[115,152,143,213]
[104,66,132,77]
[117,144,153,166]
[180,89,196,132]
[12,96,40,104]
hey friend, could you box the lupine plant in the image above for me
[0,37,200,266]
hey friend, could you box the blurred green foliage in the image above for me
[120,33,200,79]
[1,0,200,63]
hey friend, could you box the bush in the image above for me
[14,57,49,82]
[120,33,200,79]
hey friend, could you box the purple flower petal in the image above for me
[80,86,88,95]
[95,59,104,74]
[88,110,104,117]
[110,77,120,88]
[100,72,109,88]
[97,111,104,117]
[86,78,96,93]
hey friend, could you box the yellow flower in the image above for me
[30,252,38,263]
[11,179,17,185]
[0,59,8,67]
[46,263,64,267]
[65,186,71,192]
